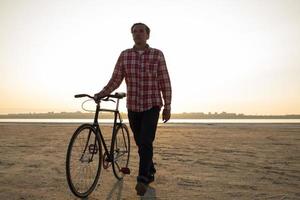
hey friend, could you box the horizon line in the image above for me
[1,111,300,116]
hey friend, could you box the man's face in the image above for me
[132,25,149,45]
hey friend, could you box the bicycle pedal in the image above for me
[120,167,130,174]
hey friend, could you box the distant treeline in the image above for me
[171,112,300,119]
[1,111,300,119]
[0,112,114,119]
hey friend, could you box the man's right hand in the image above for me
[94,92,103,101]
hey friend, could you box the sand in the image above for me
[0,123,299,200]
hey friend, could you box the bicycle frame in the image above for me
[87,98,124,163]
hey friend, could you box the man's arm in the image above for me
[158,51,172,122]
[95,53,124,99]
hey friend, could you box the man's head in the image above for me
[131,23,150,46]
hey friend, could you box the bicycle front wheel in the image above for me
[112,124,130,180]
[66,124,102,198]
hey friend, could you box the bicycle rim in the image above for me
[112,124,130,180]
[66,124,102,198]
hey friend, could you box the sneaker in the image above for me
[135,181,147,196]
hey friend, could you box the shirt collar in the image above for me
[132,44,150,53]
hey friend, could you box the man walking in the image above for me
[94,22,172,196]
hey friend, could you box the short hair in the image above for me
[131,23,150,35]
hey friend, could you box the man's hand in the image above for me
[94,92,104,101]
[162,109,171,123]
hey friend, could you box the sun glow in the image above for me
[1,0,300,115]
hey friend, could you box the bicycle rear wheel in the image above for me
[66,124,102,198]
[112,124,130,180]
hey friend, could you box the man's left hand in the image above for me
[162,109,171,123]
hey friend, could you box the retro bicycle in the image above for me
[66,92,130,198]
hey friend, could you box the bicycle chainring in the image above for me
[103,152,111,169]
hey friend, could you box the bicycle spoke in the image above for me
[121,128,128,150]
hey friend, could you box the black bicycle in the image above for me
[66,92,130,198]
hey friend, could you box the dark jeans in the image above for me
[128,106,160,178]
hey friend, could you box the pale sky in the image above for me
[1,0,300,115]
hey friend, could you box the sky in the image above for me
[0,0,300,115]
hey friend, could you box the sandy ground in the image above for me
[0,123,299,200]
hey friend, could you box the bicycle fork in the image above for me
[79,129,98,163]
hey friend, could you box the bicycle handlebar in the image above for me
[108,92,126,99]
[74,92,126,101]
[74,94,94,99]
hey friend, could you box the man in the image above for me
[94,22,172,196]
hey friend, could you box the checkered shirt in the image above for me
[98,45,172,112]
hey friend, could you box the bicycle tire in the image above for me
[112,123,130,180]
[66,124,102,198]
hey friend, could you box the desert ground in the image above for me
[0,123,299,200]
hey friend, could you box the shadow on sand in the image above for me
[105,180,124,200]
[80,180,124,200]
[80,180,157,199]
[141,185,157,200]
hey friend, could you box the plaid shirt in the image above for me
[98,45,172,112]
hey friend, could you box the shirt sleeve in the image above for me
[158,51,172,110]
[98,53,124,97]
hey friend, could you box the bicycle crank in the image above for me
[103,152,112,169]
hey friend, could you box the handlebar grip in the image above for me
[108,92,126,99]
[75,94,89,98]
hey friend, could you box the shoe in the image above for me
[146,174,155,184]
[135,181,147,196]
